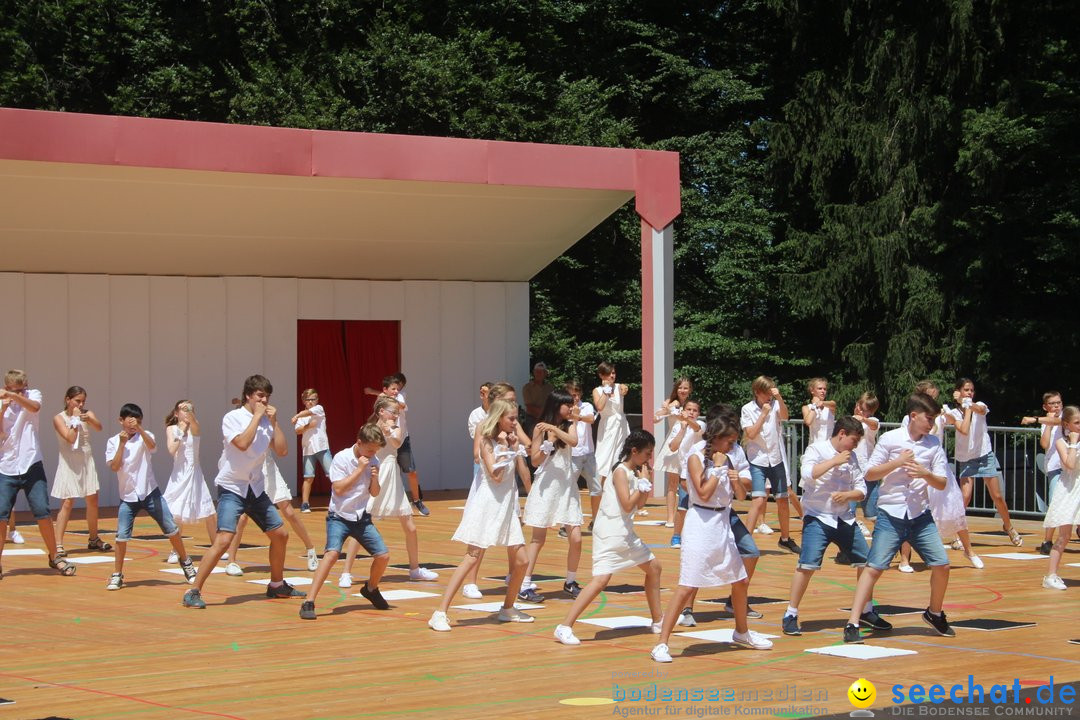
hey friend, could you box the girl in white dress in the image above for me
[429,399,533,631]
[592,361,630,498]
[162,400,216,562]
[652,416,773,663]
[654,377,693,526]
[554,429,663,645]
[51,386,110,556]
[338,397,439,587]
[1042,406,1080,590]
[521,391,580,602]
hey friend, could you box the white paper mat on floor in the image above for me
[452,601,543,612]
[66,555,114,564]
[806,645,917,659]
[1,548,45,556]
[246,576,314,586]
[366,589,439,600]
[676,628,779,642]
[161,566,224,575]
[1066,563,1080,568]
[449,506,466,510]
[633,520,667,526]
[981,552,1046,561]
[579,615,655,629]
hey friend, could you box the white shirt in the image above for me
[106,431,158,501]
[690,439,752,483]
[328,446,380,520]
[396,391,409,438]
[854,416,880,468]
[677,419,705,480]
[1043,422,1064,475]
[572,401,596,457]
[294,404,329,456]
[799,440,866,527]
[741,399,784,466]
[868,427,947,520]
[687,448,735,508]
[806,405,835,444]
[467,405,487,439]
[215,407,275,497]
[0,388,44,475]
[948,402,992,461]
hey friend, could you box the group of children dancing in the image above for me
[1,364,1077,664]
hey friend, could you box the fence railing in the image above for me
[782,420,1049,520]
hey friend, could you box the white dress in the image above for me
[162,427,215,522]
[51,414,100,499]
[925,413,968,537]
[368,435,412,518]
[655,422,683,474]
[594,387,630,480]
[264,455,292,505]
[679,451,747,588]
[452,440,526,548]
[1044,461,1080,528]
[523,442,583,528]
[592,463,655,574]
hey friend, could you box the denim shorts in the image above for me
[325,511,388,556]
[749,463,789,498]
[1047,469,1063,503]
[0,461,50,521]
[798,515,868,570]
[116,487,179,542]
[850,480,880,518]
[677,482,689,511]
[730,513,760,559]
[572,454,600,495]
[216,487,284,534]
[303,449,332,478]
[866,510,949,570]
[956,451,1002,479]
[397,436,417,474]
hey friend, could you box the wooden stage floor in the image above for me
[1,494,1077,719]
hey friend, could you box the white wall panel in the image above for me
[148,276,189,498]
[107,275,151,507]
[402,281,441,489]
[368,281,405,321]
[263,277,298,491]
[439,283,476,488]
[0,273,26,370]
[472,284,508,391]
[298,279,333,319]
[332,279,369,320]
[187,276,228,504]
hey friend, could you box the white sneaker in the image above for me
[337,572,353,588]
[1043,574,1067,590]
[755,523,774,535]
[221,552,229,561]
[225,562,244,577]
[677,608,697,627]
[166,551,179,564]
[967,553,985,569]
[106,572,124,591]
[650,643,673,663]
[898,563,915,573]
[732,630,773,650]
[409,567,439,581]
[461,583,483,599]
[306,548,319,572]
[650,616,664,634]
[497,607,535,623]
[429,610,452,632]
[855,520,872,539]
[9,530,25,544]
[554,624,581,645]
[636,509,649,516]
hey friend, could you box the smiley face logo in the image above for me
[848,678,876,709]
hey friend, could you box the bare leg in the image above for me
[266,524,290,583]
[665,472,679,525]
[166,531,190,562]
[504,544,528,609]
[1048,526,1071,576]
[674,507,686,537]
[365,552,390,590]
[341,537,361,575]
[928,564,950,613]
[777,497,791,539]
[55,498,74,548]
[788,568,815,609]
[193,530,234,591]
[847,567,883,626]
[899,541,912,566]
[466,548,486,584]
[86,493,101,539]
[401,515,420,568]
[658,586,697,645]
[729,578,751,634]
[958,529,976,557]
[301,476,314,507]
[227,515,248,563]
[746,496,766,531]
[983,476,1015,531]
[114,541,127,574]
[306,549,340,603]
[37,515,60,558]
[566,525,582,575]
[278,501,314,550]
[561,573,612,627]
[959,476,974,505]
[407,471,421,502]
[204,514,218,541]
[523,527,548,577]
[642,558,663,622]
[437,547,482,613]
[589,493,602,522]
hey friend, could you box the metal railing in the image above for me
[782,420,1048,519]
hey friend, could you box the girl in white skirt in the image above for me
[51,386,110,556]
[162,400,216,562]
[654,377,693,526]
[521,391,580,602]
[429,399,533,631]
[1042,405,1080,590]
[652,416,773,663]
[593,362,630,499]
[338,397,438,587]
[554,429,663,645]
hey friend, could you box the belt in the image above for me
[692,503,727,512]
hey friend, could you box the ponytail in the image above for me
[612,428,656,475]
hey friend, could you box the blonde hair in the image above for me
[367,396,399,424]
[4,369,27,386]
[1062,406,1080,426]
[479,399,517,439]
[807,377,827,393]
[489,381,516,401]
[301,388,318,400]
[751,376,775,395]
[857,391,880,415]
[356,422,386,446]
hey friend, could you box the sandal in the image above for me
[87,537,113,552]
[54,546,68,559]
[1005,526,1023,547]
[49,556,77,576]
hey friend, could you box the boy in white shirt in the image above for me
[290,388,331,513]
[843,393,953,643]
[106,403,196,590]
[850,391,881,539]
[300,423,390,619]
[741,376,799,554]
[783,417,889,636]
[0,369,73,576]
[566,381,598,525]
[368,373,430,516]
[1022,391,1064,554]
[183,375,302,609]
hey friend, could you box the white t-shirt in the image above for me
[686,448,735,508]
[328,446,380,520]
[689,439,752,483]
[106,431,158,502]
[0,388,44,475]
[215,407,275,497]
[294,404,329,456]
[572,401,596,457]
[741,399,784,466]
[1043,422,1064,475]
[800,440,866,527]
[867,427,947,520]
[395,391,409,438]
[467,405,486,440]
[677,419,705,480]
[806,405,835,444]
[854,416,880,468]
[948,402,992,461]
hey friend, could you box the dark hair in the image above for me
[857,391,880,415]
[165,399,192,426]
[954,377,974,392]
[382,374,398,389]
[597,361,615,377]
[539,390,574,448]
[906,392,941,417]
[615,429,655,473]
[63,385,86,410]
[564,379,583,395]
[832,416,865,438]
[119,403,143,420]
[356,422,387,446]
[667,377,693,403]
[704,416,739,445]
[242,374,273,400]
[706,403,739,426]
[392,372,407,386]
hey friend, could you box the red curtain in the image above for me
[296,320,400,494]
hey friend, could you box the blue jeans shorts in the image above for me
[956,451,1002,479]
[866,510,949,570]
[798,515,869,570]
[572,454,600,495]
[749,463,789,498]
[0,461,50,521]
[216,488,284,534]
[303,449,332,478]
[116,487,179,542]
[397,436,417,474]
[730,513,760,558]
[850,480,880,519]
[325,511,388,556]
[1047,469,1063,503]
[677,482,689,511]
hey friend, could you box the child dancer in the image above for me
[651,417,774,662]
[566,381,598,529]
[162,400,215,563]
[851,391,881,539]
[950,378,1022,546]
[1042,405,1080,590]
[667,400,703,549]
[592,362,630,509]
[741,377,799,553]
[554,429,663,645]
[801,378,836,443]
[338,397,438,587]
[291,388,331,513]
[654,377,693,527]
[429,399,534,631]
[1022,392,1064,555]
[299,423,390,619]
[521,391,581,601]
[51,386,111,556]
[106,403,197,590]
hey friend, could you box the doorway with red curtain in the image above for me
[296,320,401,496]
